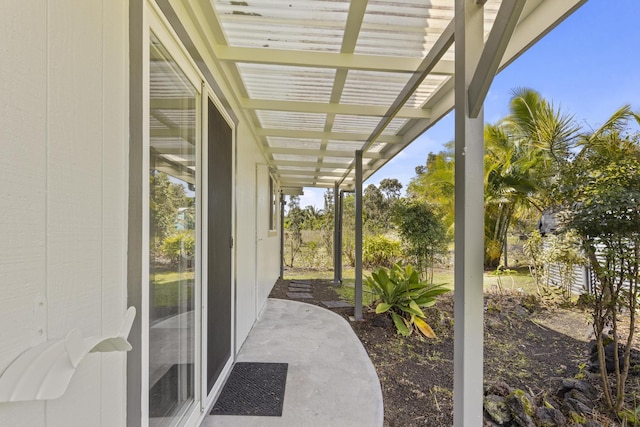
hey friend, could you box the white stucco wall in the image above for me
[233,105,281,349]
[0,1,129,426]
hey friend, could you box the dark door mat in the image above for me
[149,363,193,418]
[211,362,288,416]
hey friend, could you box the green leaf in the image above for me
[375,302,392,314]
[391,312,411,336]
[408,300,425,317]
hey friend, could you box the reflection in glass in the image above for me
[148,32,197,426]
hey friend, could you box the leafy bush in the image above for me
[392,199,448,282]
[160,231,195,266]
[363,235,402,269]
[365,263,450,338]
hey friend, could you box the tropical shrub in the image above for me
[365,263,450,338]
[362,235,402,269]
[160,231,195,266]
[555,106,640,415]
[392,199,448,283]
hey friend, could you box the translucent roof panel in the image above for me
[266,137,322,150]
[355,0,455,58]
[341,71,412,107]
[237,63,336,103]
[332,115,380,134]
[255,110,326,131]
[325,141,366,152]
[272,154,319,162]
[212,0,350,52]
[406,75,451,108]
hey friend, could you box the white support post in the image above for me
[337,190,344,282]
[279,191,285,279]
[454,1,485,426]
[354,150,363,320]
[333,181,341,285]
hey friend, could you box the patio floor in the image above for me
[201,298,384,427]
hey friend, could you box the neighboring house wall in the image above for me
[0,1,129,426]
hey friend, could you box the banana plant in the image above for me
[365,263,450,338]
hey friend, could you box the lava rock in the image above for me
[564,390,594,409]
[588,340,640,374]
[563,397,593,416]
[484,395,512,425]
[505,390,536,427]
[536,406,567,426]
[560,378,598,400]
[486,380,513,397]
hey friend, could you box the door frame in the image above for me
[200,86,236,414]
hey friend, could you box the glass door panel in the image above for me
[148,31,198,426]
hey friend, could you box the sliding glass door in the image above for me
[148,31,198,426]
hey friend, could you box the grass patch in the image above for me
[151,270,194,308]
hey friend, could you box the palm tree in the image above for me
[483,88,580,267]
[483,123,537,267]
[503,87,580,209]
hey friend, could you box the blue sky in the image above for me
[299,0,640,208]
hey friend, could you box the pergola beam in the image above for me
[468,0,526,118]
[242,98,431,119]
[267,147,383,159]
[272,160,372,170]
[255,127,402,143]
[216,45,455,75]
[277,169,354,178]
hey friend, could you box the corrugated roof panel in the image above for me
[406,74,450,107]
[326,141,365,152]
[272,154,320,162]
[255,110,326,131]
[341,70,412,107]
[212,0,350,52]
[355,0,454,57]
[266,137,322,150]
[278,165,314,171]
[382,118,409,135]
[332,115,380,134]
[237,63,336,103]
[321,157,352,164]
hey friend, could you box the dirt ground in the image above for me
[269,278,637,426]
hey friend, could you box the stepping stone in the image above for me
[289,283,311,289]
[321,300,352,309]
[287,292,313,299]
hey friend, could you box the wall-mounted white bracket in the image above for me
[0,306,136,402]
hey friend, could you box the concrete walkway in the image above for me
[201,298,384,427]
